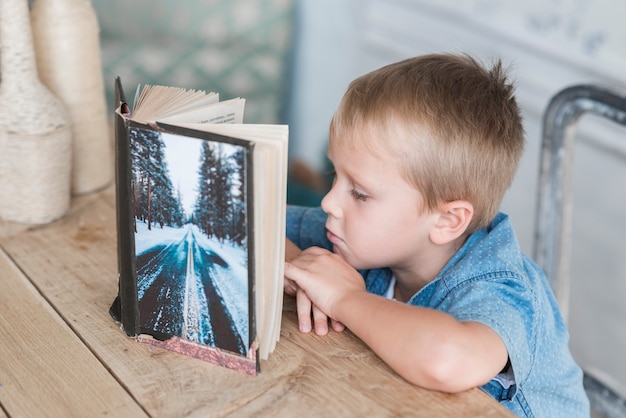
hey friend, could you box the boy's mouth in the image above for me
[326,227,343,244]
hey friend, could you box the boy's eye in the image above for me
[351,189,369,201]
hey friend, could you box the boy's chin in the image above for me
[332,245,349,262]
[333,247,369,270]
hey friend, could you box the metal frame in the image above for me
[533,84,626,418]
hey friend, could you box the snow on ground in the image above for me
[134,220,187,255]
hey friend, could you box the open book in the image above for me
[109,77,287,375]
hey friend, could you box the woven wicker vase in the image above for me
[0,0,72,224]
[31,0,113,195]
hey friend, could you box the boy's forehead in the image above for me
[328,136,404,175]
[328,129,374,158]
[328,123,414,160]
[329,124,382,148]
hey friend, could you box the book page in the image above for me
[171,123,288,360]
[156,98,245,125]
[131,85,220,123]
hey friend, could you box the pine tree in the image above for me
[193,141,247,247]
[194,141,218,237]
[130,127,185,230]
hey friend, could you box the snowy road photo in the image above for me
[129,126,251,357]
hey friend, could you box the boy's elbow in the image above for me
[401,349,480,393]
[405,362,467,393]
[423,364,470,393]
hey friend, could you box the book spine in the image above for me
[115,109,139,335]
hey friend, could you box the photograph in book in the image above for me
[128,125,256,373]
[110,78,288,376]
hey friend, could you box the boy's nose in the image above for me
[321,186,340,218]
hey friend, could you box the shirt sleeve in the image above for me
[286,205,333,251]
[428,273,536,387]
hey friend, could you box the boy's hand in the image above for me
[284,246,365,332]
[285,264,344,335]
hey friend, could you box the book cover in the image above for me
[110,78,286,375]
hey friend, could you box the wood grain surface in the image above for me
[0,186,513,417]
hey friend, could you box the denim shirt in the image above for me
[286,206,589,418]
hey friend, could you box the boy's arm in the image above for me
[337,291,508,393]
[285,237,301,262]
[284,247,508,393]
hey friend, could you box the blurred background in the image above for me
[92,0,626,415]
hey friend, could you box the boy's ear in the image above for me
[429,200,474,245]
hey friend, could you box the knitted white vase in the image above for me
[31,0,113,195]
[0,0,72,224]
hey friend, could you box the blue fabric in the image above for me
[286,205,589,418]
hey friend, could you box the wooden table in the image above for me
[0,185,514,417]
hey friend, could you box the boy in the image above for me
[283,54,589,417]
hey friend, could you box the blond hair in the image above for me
[329,53,525,233]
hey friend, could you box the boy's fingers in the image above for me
[296,289,312,333]
[284,261,306,282]
[285,260,314,293]
[312,305,329,336]
[283,277,298,296]
[331,319,345,333]
[284,262,302,288]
